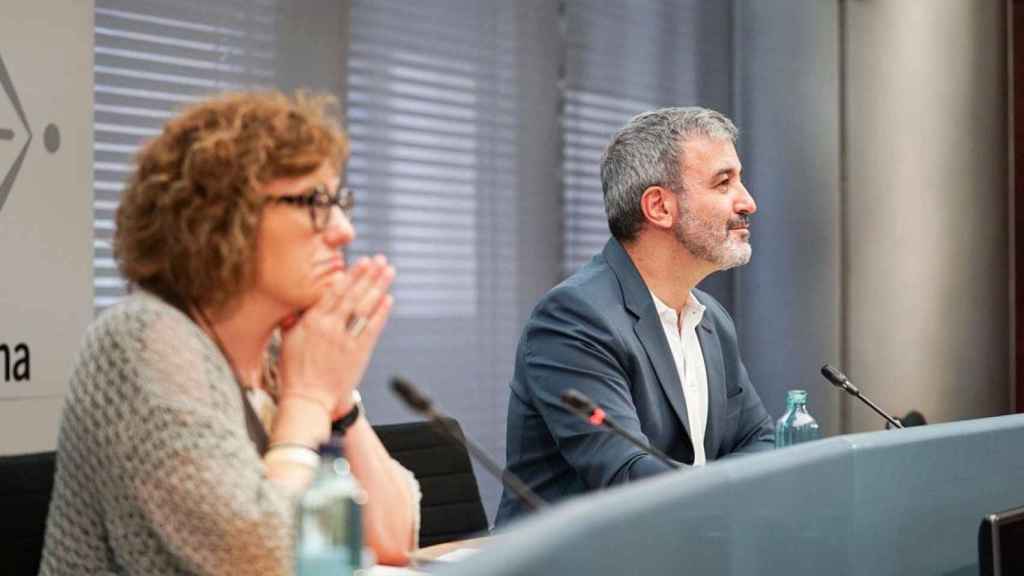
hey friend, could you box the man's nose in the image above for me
[736,182,756,215]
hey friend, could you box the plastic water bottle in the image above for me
[775,389,820,447]
[296,436,365,575]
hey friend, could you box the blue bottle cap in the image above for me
[786,389,808,405]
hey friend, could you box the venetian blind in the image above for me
[345,0,521,519]
[92,0,278,314]
[561,0,705,275]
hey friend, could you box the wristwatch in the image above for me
[331,390,362,436]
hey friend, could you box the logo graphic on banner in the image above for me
[0,52,61,214]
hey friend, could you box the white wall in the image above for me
[0,0,94,454]
[732,0,1011,433]
[844,0,1010,429]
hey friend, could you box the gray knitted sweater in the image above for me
[40,292,351,575]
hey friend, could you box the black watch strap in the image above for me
[331,396,361,436]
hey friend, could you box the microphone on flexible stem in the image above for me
[820,364,904,429]
[560,388,684,470]
[897,410,927,427]
[390,376,546,512]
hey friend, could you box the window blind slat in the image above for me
[346,0,522,518]
[93,0,279,312]
[97,0,276,30]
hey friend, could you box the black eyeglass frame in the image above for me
[265,183,354,232]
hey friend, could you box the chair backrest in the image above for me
[0,451,56,576]
[373,418,488,547]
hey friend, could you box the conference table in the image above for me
[413,536,490,562]
[360,537,489,575]
[423,414,1024,576]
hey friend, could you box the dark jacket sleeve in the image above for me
[520,286,679,488]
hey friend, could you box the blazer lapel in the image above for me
[697,307,726,460]
[603,239,691,436]
[634,313,691,437]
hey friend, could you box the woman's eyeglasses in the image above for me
[266,184,354,232]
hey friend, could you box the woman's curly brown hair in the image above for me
[114,91,348,313]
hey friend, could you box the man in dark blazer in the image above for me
[496,107,774,525]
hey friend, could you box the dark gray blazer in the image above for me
[495,238,774,525]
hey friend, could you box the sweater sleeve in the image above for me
[97,299,296,576]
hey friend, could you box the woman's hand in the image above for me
[277,255,395,420]
[268,256,417,558]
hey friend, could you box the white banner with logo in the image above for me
[0,1,93,451]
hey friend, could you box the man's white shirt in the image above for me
[650,290,708,466]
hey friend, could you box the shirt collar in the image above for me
[650,289,706,330]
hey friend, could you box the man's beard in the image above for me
[674,202,752,270]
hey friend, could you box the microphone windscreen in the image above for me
[820,364,847,386]
[560,388,597,414]
[901,410,927,427]
[390,376,433,413]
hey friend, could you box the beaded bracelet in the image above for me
[265,442,319,469]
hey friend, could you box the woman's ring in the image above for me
[347,315,368,337]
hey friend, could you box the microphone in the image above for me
[819,364,904,429]
[390,376,546,512]
[886,410,928,430]
[560,389,683,470]
[899,410,927,427]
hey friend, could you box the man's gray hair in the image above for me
[600,106,737,242]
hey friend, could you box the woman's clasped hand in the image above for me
[278,255,395,420]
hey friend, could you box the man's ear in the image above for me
[639,186,677,231]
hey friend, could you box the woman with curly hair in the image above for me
[40,91,419,574]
